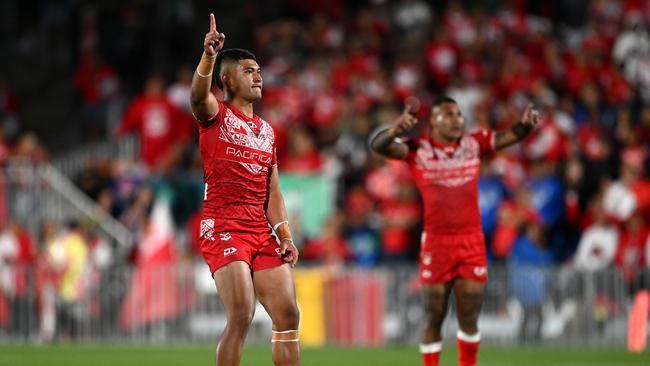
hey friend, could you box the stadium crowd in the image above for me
[1,0,650,339]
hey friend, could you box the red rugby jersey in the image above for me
[197,100,276,229]
[405,130,494,235]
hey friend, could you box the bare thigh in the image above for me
[213,261,256,321]
[453,278,484,332]
[253,264,299,330]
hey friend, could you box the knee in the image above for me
[457,314,479,332]
[456,305,481,331]
[228,308,255,332]
[275,303,300,330]
[423,308,446,330]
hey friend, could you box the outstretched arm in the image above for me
[494,103,540,151]
[190,13,225,124]
[266,166,299,266]
[369,104,418,160]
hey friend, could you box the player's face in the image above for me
[431,102,464,141]
[229,59,263,101]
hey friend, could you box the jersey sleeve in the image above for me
[195,99,225,130]
[470,129,495,157]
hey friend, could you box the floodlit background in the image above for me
[0,0,649,364]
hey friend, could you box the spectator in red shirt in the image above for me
[614,213,649,294]
[117,74,192,174]
[281,127,324,173]
[74,51,121,137]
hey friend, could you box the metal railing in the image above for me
[1,162,132,250]
[52,134,138,179]
[0,262,646,346]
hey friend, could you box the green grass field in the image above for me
[0,344,647,366]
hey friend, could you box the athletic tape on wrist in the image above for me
[196,69,212,78]
[273,220,289,232]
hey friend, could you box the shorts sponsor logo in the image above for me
[422,270,432,278]
[473,266,487,277]
[223,247,237,256]
[220,232,232,241]
[422,252,432,265]
[200,219,216,241]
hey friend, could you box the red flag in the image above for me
[119,196,180,330]
[628,290,649,353]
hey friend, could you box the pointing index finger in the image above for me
[210,13,216,32]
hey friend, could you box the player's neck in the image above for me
[225,96,255,118]
[431,130,458,146]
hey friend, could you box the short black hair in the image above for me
[432,95,457,108]
[214,48,257,90]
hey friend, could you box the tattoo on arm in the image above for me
[511,121,534,139]
[370,128,395,151]
[494,121,533,151]
[369,127,407,159]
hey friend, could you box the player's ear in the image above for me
[431,107,441,124]
[221,74,230,89]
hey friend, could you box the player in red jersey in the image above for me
[190,13,300,366]
[370,96,539,366]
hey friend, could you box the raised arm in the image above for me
[266,166,299,266]
[369,104,418,160]
[190,13,225,124]
[493,103,540,151]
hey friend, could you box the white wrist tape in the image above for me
[273,220,289,232]
[196,69,212,78]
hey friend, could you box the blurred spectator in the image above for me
[117,74,192,174]
[492,187,537,260]
[508,221,553,344]
[573,195,618,272]
[379,180,420,262]
[425,28,458,89]
[281,126,324,173]
[44,221,89,340]
[166,65,195,123]
[613,11,650,101]
[0,220,37,338]
[302,211,350,269]
[478,163,508,250]
[614,213,649,293]
[74,51,121,138]
[344,185,380,267]
[526,159,565,255]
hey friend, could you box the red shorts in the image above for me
[198,218,284,274]
[419,231,488,284]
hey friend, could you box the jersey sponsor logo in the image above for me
[223,247,237,256]
[415,137,481,187]
[220,232,232,241]
[217,108,275,175]
[473,266,487,277]
[215,140,274,175]
[200,219,216,241]
[225,146,272,165]
[421,270,432,279]
[275,248,282,256]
